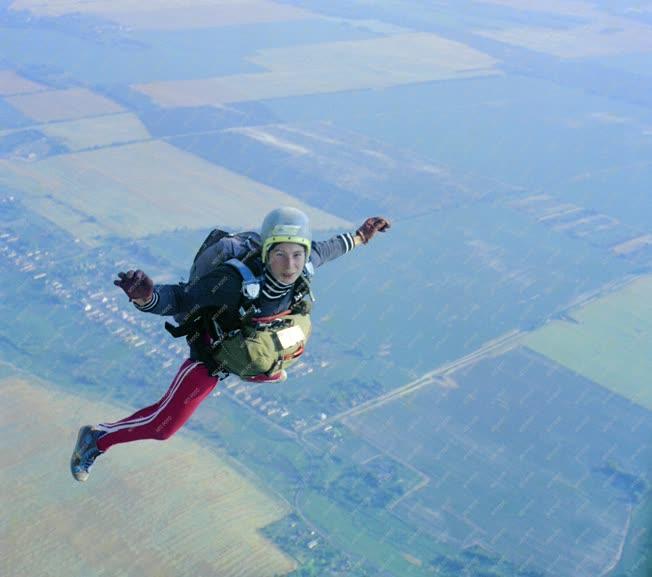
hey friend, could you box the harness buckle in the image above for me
[242,280,260,300]
[239,304,262,322]
[210,366,231,380]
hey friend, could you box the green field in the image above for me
[338,346,652,577]
[524,275,652,410]
[298,490,433,577]
[264,74,652,232]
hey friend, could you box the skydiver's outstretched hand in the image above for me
[356,217,391,244]
[114,269,154,303]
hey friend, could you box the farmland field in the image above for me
[134,32,500,107]
[5,88,124,123]
[40,113,151,151]
[473,0,597,16]
[297,489,435,577]
[473,0,652,58]
[254,200,631,427]
[0,20,379,86]
[596,52,652,78]
[222,196,642,437]
[182,391,459,577]
[168,120,493,222]
[1,376,295,577]
[476,20,652,58]
[9,0,318,29]
[607,492,652,577]
[1,2,651,576]
[0,140,351,244]
[0,69,45,96]
[524,274,652,410]
[339,347,652,577]
[263,73,652,232]
[0,97,33,129]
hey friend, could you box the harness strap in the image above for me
[252,310,292,324]
[164,312,229,377]
[225,258,263,300]
[164,320,190,338]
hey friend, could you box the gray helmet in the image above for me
[261,207,312,263]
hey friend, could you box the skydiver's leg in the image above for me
[94,359,219,452]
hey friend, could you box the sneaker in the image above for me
[70,425,103,482]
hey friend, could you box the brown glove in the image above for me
[114,270,154,302]
[356,217,391,244]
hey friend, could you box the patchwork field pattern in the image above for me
[40,113,151,151]
[524,274,652,410]
[339,347,652,577]
[0,69,45,96]
[0,140,351,244]
[2,377,295,577]
[9,0,318,29]
[134,33,500,107]
[5,88,124,122]
[170,120,495,220]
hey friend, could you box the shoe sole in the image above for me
[70,425,93,482]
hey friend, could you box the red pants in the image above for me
[96,359,219,452]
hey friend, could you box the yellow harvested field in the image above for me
[134,32,500,107]
[475,0,652,59]
[5,88,124,122]
[476,21,652,58]
[0,69,46,96]
[612,234,652,256]
[474,0,600,18]
[9,0,317,29]
[41,113,151,151]
[1,376,295,577]
[0,140,351,245]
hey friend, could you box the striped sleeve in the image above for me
[130,270,243,318]
[338,232,356,254]
[310,232,357,269]
[133,290,159,312]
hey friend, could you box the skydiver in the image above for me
[70,207,390,481]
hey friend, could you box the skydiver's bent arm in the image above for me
[133,268,242,318]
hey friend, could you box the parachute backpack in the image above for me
[165,223,315,379]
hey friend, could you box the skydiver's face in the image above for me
[267,243,306,285]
